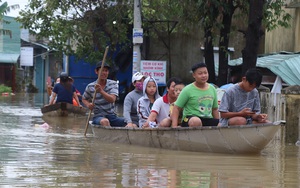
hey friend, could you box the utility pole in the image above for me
[133,0,143,73]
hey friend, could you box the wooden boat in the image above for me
[42,114,88,126]
[90,122,282,154]
[41,102,88,116]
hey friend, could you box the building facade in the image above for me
[0,16,20,92]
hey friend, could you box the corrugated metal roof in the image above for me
[22,38,50,50]
[229,52,300,85]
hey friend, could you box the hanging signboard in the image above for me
[20,47,34,66]
[133,28,143,44]
[140,60,166,85]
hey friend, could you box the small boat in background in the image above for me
[90,122,282,154]
[41,102,88,117]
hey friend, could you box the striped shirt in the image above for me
[82,79,119,117]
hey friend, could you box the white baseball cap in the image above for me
[132,72,144,83]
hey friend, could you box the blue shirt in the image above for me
[53,83,75,104]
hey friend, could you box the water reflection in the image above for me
[0,94,299,187]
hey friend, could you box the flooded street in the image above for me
[0,93,300,187]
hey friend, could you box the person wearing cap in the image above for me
[48,72,81,107]
[82,61,126,127]
[171,62,219,127]
[123,72,145,128]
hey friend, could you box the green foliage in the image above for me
[138,0,205,33]
[264,0,292,31]
[0,1,8,18]
[0,1,18,38]
[15,0,292,64]
[0,84,12,94]
[16,0,132,63]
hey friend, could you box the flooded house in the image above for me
[0,16,20,92]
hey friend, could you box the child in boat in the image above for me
[123,72,146,128]
[169,81,185,126]
[49,72,81,107]
[218,68,269,126]
[171,63,220,127]
[137,76,160,128]
[144,77,182,128]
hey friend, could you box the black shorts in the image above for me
[181,116,219,127]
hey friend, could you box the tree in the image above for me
[16,0,291,80]
[217,0,236,86]
[241,0,292,76]
[17,0,210,65]
[17,0,132,63]
[241,0,265,75]
[201,1,220,83]
[199,0,291,85]
[145,0,289,85]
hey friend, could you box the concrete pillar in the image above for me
[281,85,300,144]
[258,85,270,118]
[296,116,300,146]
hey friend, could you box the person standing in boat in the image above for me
[48,72,81,107]
[123,72,146,128]
[137,76,161,128]
[82,61,126,127]
[218,68,269,126]
[143,77,182,128]
[171,63,220,127]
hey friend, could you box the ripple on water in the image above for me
[0,106,43,117]
[1,95,300,187]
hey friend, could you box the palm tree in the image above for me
[0,1,19,38]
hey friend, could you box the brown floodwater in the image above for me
[0,93,299,187]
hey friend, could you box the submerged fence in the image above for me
[260,92,286,122]
[260,85,300,144]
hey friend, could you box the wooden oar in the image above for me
[84,46,109,136]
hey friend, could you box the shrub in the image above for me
[0,84,12,94]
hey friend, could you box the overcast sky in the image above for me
[5,0,28,18]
